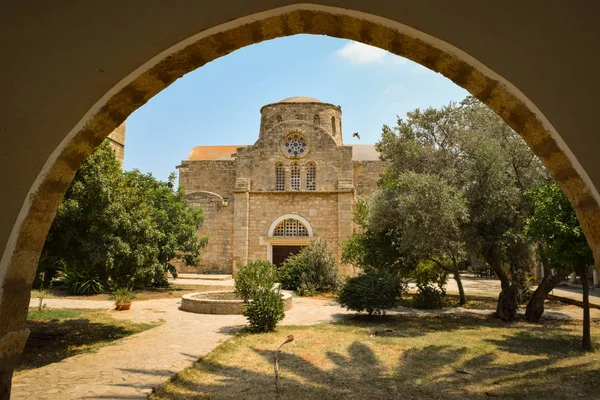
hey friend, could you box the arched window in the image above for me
[331,116,336,136]
[273,218,309,237]
[275,163,285,191]
[290,162,300,190]
[313,115,320,127]
[306,162,316,191]
[277,115,283,123]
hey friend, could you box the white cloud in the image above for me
[336,41,387,64]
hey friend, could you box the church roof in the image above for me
[279,96,322,103]
[351,145,380,161]
[187,145,246,161]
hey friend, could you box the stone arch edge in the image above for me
[2,2,600,367]
[268,214,314,237]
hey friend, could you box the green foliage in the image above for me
[112,287,134,304]
[412,283,446,309]
[62,268,105,295]
[235,261,279,300]
[40,141,206,293]
[243,289,285,332]
[279,238,340,296]
[374,96,548,308]
[338,269,404,315]
[412,260,448,288]
[526,182,593,271]
[235,261,284,332]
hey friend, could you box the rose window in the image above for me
[284,133,308,157]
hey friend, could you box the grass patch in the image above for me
[18,308,162,373]
[31,284,227,301]
[152,315,600,400]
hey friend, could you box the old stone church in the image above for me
[177,97,385,275]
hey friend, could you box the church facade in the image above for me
[177,97,385,275]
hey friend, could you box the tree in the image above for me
[526,182,594,349]
[39,141,206,293]
[371,172,469,305]
[376,97,547,319]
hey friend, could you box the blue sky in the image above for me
[124,34,469,181]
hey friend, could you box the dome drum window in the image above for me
[273,218,309,237]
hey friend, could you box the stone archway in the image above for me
[2,3,600,397]
[265,214,314,266]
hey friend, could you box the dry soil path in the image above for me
[13,279,600,399]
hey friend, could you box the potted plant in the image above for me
[113,288,134,310]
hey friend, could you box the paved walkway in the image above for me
[13,277,600,399]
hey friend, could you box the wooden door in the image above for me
[272,245,304,267]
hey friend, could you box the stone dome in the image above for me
[279,96,321,103]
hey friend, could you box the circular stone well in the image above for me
[180,290,293,315]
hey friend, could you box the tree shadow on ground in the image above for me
[18,318,145,371]
[152,315,599,400]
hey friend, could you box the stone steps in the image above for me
[176,273,233,281]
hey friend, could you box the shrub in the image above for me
[338,269,404,315]
[112,287,134,304]
[279,238,340,296]
[62,269,105,295]
[235,261,279,300]
[412,283,446,309]
[235,261,284,332]
[244,288,285,332]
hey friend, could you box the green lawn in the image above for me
[17,308,162,372]
[152,315,600,400]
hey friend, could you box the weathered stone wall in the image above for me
[178,160,236,197]
[182,191,234,273]
[107,122,126,165]
[260,101,342,145]
[353,160,386,197]
[246,192,348,267]
[235,101,353,193]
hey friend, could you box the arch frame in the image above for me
[3,3,600,393]
[267,214,314,237]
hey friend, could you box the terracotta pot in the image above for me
[115,303,132,311]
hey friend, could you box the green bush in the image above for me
[112,287,134,304]
[244,288,285,332]
[338,269,404,315]
[235,261,279,300]
[412,283,446,309]
[279,238,340,296]
[62,269,105,295]
[235,261,284,332]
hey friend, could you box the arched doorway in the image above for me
[266,215,313,267]
[2,3,600,396]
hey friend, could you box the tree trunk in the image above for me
[525,270,565,322]
[580,264,593,351]
[453,267,466,306]
[495,284,518,321]
[489,261,518,321]
[0,370,13,400]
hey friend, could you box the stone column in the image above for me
[337,188,355,277]
[284,165,291,191]
[232,178,250,277]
